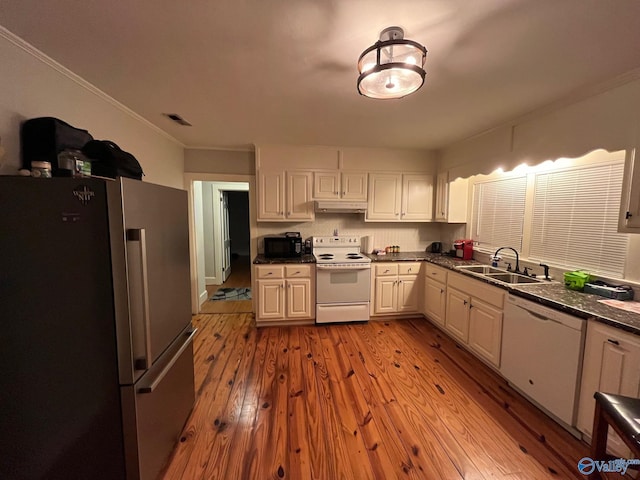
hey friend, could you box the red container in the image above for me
[454,239,474,260]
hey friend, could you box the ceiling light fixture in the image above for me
[357,26,427,100]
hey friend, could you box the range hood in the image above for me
[315,201,368,214]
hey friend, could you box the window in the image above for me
[471,175,527,252]
[529,161,628,277]
[470,153,629,278]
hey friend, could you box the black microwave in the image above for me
[263,235,303,258]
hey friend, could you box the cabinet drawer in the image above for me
[285,265,312,278]
[424,264,448,283]
[374,263,398,276]
[447,271,504,309]
[398,262,421,275]
[256,265,284,279]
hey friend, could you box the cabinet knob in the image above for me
[463,300,468,306]
[607,338,620,345]
[287,211,291,215]
[267,272,272,275]
[342,191,346,195]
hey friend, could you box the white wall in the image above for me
[0,28,184,188]
[185,148,254,175]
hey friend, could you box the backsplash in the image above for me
[256,214,443,253]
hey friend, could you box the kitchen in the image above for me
[2,1,640,479]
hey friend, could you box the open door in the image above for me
[221,191,232,282]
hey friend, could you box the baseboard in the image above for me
[199,289,208,305]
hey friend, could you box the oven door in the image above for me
[316,264,371,304]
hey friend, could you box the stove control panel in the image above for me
[313,236,360,246]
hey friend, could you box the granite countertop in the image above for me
[253,254,316,264]
[417,254,640,335]
[368,251,640,334]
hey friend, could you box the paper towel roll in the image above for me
[361,235,374,254]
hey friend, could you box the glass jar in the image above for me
[31,161,52,178]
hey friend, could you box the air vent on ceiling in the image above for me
[163,113,192,126]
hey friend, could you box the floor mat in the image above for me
[210,287,251,301]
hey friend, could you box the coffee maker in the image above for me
[453,239,474,260]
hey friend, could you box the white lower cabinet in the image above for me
[468,299,503,367]
[255,264,315,325]
[372,262,421,316]
[444,271,504,368]
[445,287,470,342]
[422,264,447,327]
[577,320,640,456]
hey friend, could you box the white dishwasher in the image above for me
[501,294,586,428]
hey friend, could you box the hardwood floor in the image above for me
[161,315,592,479]
[201,255,252,314]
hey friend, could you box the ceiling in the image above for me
[2,0,640,151]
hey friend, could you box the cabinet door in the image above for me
[435,171,448,221]
[341,172,368,201]
[286,171,314,220]
[401,174,433,221]
[286,279,312,319]
[424,280,445,326]
[257,280,285,319]
[374,277,397,314]
[367,174,402,221]
[577,321,640,456]
[397,275,419,313]
[468,299,503,367]
[620,149,640,231]
[258,171,285,220]
[313,171,340,200]
[445,288,470,342]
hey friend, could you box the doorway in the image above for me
[185,174,257,315]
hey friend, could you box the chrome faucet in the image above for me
[493,247,521,273]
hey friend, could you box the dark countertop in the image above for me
[253,254,316,264]
[369,251,640,335]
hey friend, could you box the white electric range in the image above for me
[313,236,372,323]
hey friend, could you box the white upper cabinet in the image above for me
[367,173,433,222]
[257,170,314,221]
[257,170,285,220]
[435,171,468,223]
[401,174,433,221]
[367,173,402,220]
[313,171,368,201]
[341,172,368,200]
[619,149,640,232]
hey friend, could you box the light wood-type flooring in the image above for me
[201,255,252,314]
[161,313,595,479]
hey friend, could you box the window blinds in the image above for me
[472,176,527,252]
[529,161,628,277]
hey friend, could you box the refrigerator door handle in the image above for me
[138,328,197,394]
[127,228,153,371]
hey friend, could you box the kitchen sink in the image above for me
[456,265,505,274]
[455,264,545,285]
[484,273,544,284]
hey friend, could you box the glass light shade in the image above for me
[357,35,427,99]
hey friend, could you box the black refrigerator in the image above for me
[0,176,196,480]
